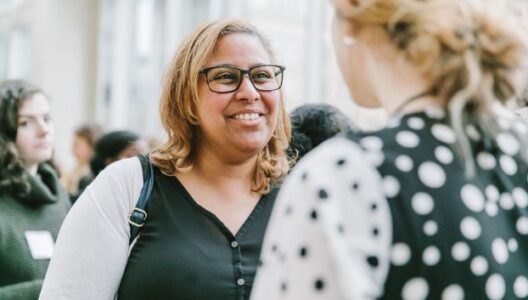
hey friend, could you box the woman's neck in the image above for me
[374,68,442,116]
[190,146,258,189]
[362,39,445,116]
[26,163,38,177]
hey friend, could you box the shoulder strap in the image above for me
[128,155,154,245]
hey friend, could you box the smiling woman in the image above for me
[40,19,291,300]
[0,80,70,300]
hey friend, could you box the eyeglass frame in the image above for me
[199,64,286,94]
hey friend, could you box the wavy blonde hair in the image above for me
[150,19,291,194]
[334,0,528,177]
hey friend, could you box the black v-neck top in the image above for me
[118,167,278,300]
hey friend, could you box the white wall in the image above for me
[31,0,100,170]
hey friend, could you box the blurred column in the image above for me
[31,0,100,169]
[96,0,132,129]
[304,0,326,104]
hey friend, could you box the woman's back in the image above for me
[253,108,528,299]
[355,108,528,298]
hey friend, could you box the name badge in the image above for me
[24,231,55,259]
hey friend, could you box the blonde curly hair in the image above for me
[150,19,291,194]
[333,0,528,176]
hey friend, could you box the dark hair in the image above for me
[287,104,355,164]
[0,80,45,197]
[90,131,140,177]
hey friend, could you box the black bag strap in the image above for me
[128,155,154,244]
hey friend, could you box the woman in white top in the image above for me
[40,19,290,300]
[252,0,528,299]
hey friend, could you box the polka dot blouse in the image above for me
[252,108,528,300]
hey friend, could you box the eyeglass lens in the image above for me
[204,65,283,93]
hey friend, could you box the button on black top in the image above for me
[118,168,278,300]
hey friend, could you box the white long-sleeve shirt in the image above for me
[39,157,144,300]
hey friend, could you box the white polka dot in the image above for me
[423,221,438,236]
[396,131,420,148]
[418,162,446,188]
[387,119,401,128]
[383,175,400,198]
[365,151,385,167]
[441,284,464,300]
[500,155,517,176]
[395,155,414,172]
[435,146,454,164]
[499,193,515,210]
[431,124,456,144]
[497,133,519,156]
[360,136,384,151]
[485,185,499,202]
[412,193,434,215]
[470,256,488,276]
[408,117,425,130]
[460,217,481,240]
[513,187,528,208]
[514,276,528,298]
[486,274,506,300]
[466,124,481,141]
[451,242,470,261]
[498,118,511,130]
[485,202,499,217]
[508,238,518,252]
[516,217,528,235]
[402,278,429,300]
[460,184,485,212]
[491,238,509,264]
[423,246,441,266]
[477,152,496,170]
[514,120,528,134]
[425,106,445,119]
[392,243,411,266]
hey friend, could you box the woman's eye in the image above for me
[253,72,272,81]
[18,121,29,127]
[213,73,237,81]
[44,115,52,123]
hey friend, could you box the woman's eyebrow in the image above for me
[18,113,50,119]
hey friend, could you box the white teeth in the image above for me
[233,113,260,120]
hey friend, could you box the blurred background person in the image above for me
[63,124,101,202]
[89,130,147,178]
[0,80,70,300]
[253,0,528,299]
[72,130,147,203]
[287,103,355,165]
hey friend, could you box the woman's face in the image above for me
[73,135,93,164]
[196,33,281,160]
[331,14,379,108]
[15,93,54,166]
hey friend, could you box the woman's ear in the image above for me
[333,0,374,18]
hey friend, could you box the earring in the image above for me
[342,35,356,46]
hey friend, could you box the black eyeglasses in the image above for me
[199,64,285,93]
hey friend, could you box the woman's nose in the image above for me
[36,118,51,136]
[236,75,260,101]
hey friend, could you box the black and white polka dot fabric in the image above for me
[252,108,528,300]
